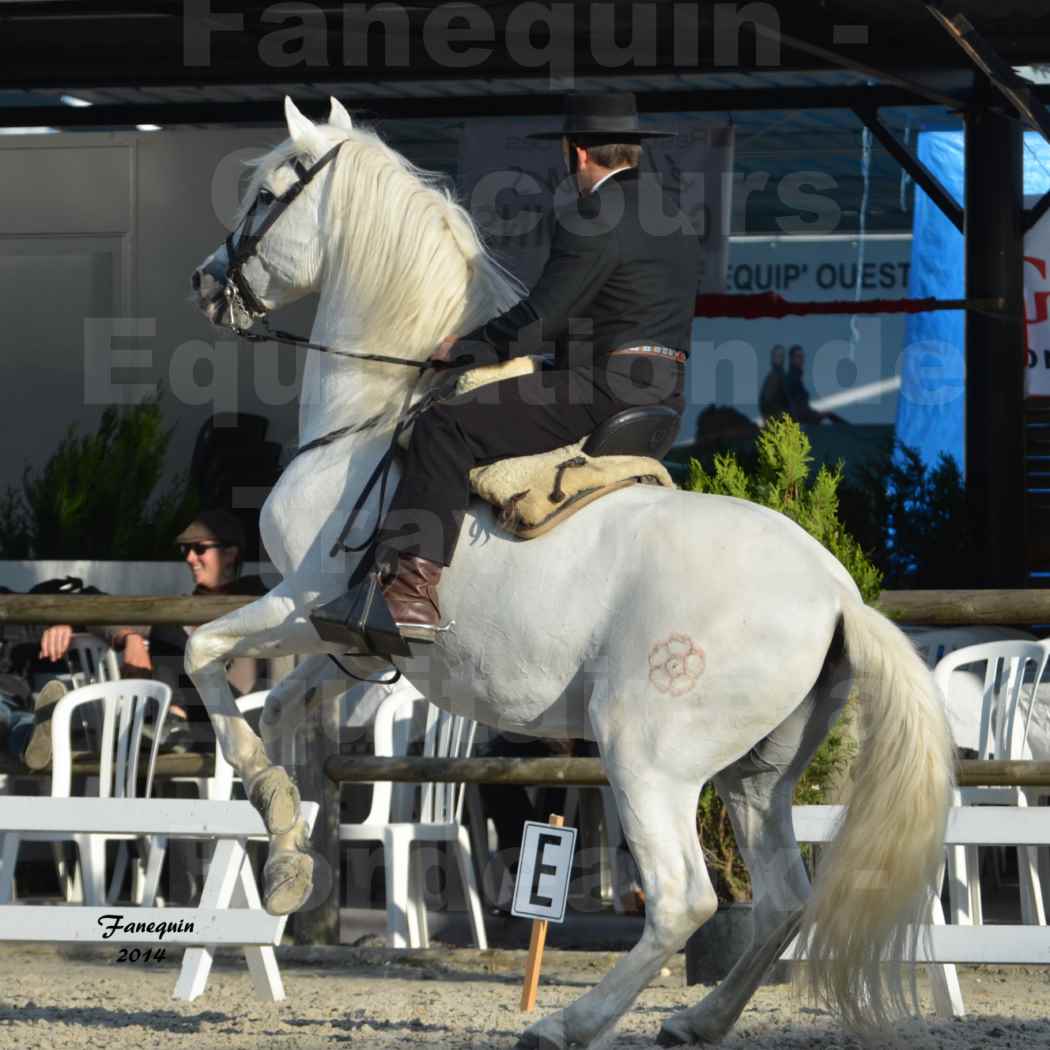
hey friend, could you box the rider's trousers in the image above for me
[375,354,685,567]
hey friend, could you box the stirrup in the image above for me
[310,574,414,658]
[396,619,456,643]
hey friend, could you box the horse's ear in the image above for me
[328,97,354,131]
[284,96,318,147]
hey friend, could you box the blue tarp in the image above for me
[896,131,1050,475]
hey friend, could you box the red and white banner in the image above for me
[1025,210,1050,396]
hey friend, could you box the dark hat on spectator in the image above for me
[175,509,245,549]
[528,92,674,141]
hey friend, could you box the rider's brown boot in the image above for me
[309,553,450,655]
[381,554,444,641]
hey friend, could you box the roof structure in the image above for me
[0,0,1048,121]
[3,2,1047,233]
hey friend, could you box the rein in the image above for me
[233,325,436,371]
[323,383,444,559]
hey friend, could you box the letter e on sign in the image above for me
[511,821,577,923]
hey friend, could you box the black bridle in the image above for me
[221,141,434,373]
[224,141,343,325]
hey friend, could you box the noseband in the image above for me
[223,141,345,330]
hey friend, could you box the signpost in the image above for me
[513,815,577,1012]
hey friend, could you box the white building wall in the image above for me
[0,128,316,497]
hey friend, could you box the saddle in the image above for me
[459,358,678,539]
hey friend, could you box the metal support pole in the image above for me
[927,6,1050,145]
[965,94,1027,587]
[854,106,964,232]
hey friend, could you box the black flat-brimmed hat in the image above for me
[528,92,674,141]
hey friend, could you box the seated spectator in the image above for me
[37,511,269,905]
[39,509,268,754]
[784,345,847,425]
[0,676,64,771]
[0,576,111,771]
[758,344,789,421]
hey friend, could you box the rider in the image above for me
[311,92,700,651]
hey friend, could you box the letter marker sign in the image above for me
[514,815,577,1011]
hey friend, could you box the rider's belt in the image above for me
[609,345,687,365]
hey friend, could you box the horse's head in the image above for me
[192,97,352,331]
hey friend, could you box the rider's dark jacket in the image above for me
[451,167,700,371]
[377,163,700,567]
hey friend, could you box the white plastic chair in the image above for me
[0,679,171,906]
[934,640,1050,926]
[4,634,122,900]
[906,627,1037,751]
[66,633,120,688]
[339,693,488,949]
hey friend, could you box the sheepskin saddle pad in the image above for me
[452,358,674,540]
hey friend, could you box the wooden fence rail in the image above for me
[0,594,249,625]
[3,753,1047,789]
[323,756,1050,789]
[4,589,1050,626]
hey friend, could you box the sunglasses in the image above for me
[177,541,228,557]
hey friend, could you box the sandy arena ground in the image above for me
[0,944,1048,1050]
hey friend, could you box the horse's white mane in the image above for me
[242,115,525,424]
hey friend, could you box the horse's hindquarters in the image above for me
[428,487,850,746]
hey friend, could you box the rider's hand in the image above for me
[430,337,458,367]
[39,625,73,663]
[120,633,153,676]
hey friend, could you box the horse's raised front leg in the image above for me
[517,714,717,1050]
[184,584,344,915]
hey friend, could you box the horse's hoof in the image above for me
[514,1035,563,1050]
[249,765,301,836]
[658,1017,719,1047]
[516,1015,572,1050]
[656,1020,695,1047]
[263,850,314,915]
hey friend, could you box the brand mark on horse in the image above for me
[649,634,705,695]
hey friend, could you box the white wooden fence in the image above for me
[0,797,318,1001]
[786,804,1050,1017]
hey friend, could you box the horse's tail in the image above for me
[796,588,954,1031]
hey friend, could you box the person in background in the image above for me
[38,509,268,753]
[783,345,847,425]
[0,676,64,771]
[0,576,110,772]
[38,511,269,905]
[758,344,789,421]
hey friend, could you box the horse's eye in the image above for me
[258,187,276,205]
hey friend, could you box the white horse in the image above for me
[188,97,954,1048]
